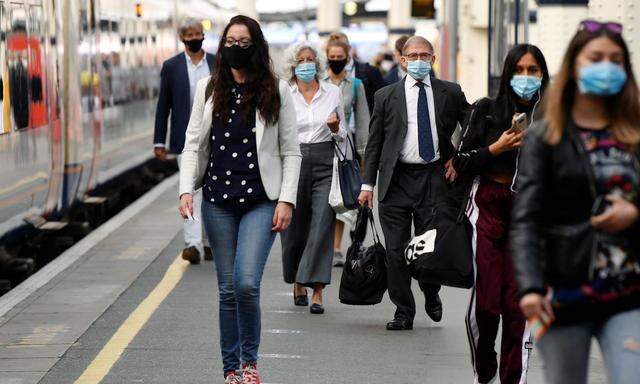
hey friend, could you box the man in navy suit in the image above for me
[154,19,215,264]
[384,35,410,85]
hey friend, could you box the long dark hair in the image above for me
[544,26,640,145]
[494,44,549,125]
[206,15,280,126]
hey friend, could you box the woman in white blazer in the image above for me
[178,16,301,384]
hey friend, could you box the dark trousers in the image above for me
[378,162,444,321]
[281,142,335,287]
[465,178,530,384]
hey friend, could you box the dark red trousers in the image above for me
[465,178,531,384]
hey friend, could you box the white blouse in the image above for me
[288,81,347,144]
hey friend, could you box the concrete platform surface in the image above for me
[0,175,608,383]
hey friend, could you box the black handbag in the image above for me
[404,192,475,289]
[333,136,363,211]
[339,207,388,305]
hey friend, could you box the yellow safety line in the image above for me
[74,255,189,384]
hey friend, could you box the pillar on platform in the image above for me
[387,0,414,50]
[317,0,342,43]
[236,0,258,21]
[533,0,588,75]
[588,0,640,80]
[457,0,489,101]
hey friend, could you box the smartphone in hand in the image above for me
[512,112,527,133]
[332,106,340,121]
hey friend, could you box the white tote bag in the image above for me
[329,156,349,214]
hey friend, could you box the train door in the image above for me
[59,0,82,213]
[42,0,63,218]
[79,0,103,194]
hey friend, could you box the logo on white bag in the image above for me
[404,229,437,265]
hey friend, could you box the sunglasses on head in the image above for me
[579,19,623,35]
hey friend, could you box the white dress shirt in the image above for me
[186,52,211,108]
[401,74,440,164]
[289,81,347,144]
[361,75,440,192]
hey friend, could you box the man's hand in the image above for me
[358,190,373,208]
[272,202,294,232]
[154,147,167,161]
[444,159,457,183]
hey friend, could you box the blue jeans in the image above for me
[201,199,277,375]
[537,308,640,384]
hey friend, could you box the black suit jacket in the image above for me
[363,76,469,201]
[153,52,215,153]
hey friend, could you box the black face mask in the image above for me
[328,59,348,74]
[183,38,204,53]
[222,45,254,70]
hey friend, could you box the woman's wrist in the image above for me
[489,142,503,156]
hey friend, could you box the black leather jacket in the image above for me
[510,120,640,296]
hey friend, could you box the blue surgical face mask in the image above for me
[407,60,431,80]
[510,75,542,101]
[295,62,317,83]
[578,61,627,96]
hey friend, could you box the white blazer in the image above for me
[179,77,302,206]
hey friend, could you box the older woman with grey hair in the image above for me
[280,41,347,314]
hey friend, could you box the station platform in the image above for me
[0,175,607,384]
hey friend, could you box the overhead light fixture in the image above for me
[344,1,358,17]
[201,19,212,31]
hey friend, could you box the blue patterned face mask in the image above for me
[295,62,317,83]
[578,61,627,96]
[510,75,542,101]
[407,60,431,80]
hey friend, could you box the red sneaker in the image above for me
[224,370,243,384]
[242,362,261,384]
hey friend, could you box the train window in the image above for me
[99,19,114,109]
[7,3,30,130]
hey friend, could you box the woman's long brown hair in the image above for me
[543,27,640,145]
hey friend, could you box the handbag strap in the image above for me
[367,209,382,244]
[456,184,474,223]
[332,135,357,161]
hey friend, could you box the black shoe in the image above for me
[386,318,413,331]
[181,246,201,265]
[294,294,309,306]
[310,303,325,314]
[203,246,213,261]
[425,294,443,322]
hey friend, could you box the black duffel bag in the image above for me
[404,192,475,289]
[339,206,387,305]
[333,136,363,211]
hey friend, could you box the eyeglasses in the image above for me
[404,52,433,61]
[224,38,252,49]
[579,20,623,35]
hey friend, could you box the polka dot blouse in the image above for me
[202,84,267,205]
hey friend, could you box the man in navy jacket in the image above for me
[154,19,215,264]
[384,35,410,85]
